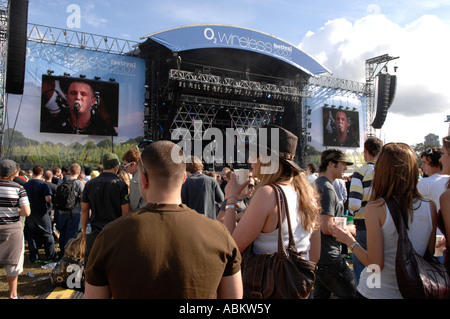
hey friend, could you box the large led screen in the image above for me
[40,75,119,136]
[323,107,360,148]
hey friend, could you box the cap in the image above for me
[102,152,120,170]
[0,159,17,176]
[322,149,353,165]
[90,170,100,179]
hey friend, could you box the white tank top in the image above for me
[252,184,313,259]
[358,199,433,299]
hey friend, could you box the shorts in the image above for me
[2,241,24,277]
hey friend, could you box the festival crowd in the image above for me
[0,127,449,299]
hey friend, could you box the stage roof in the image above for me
[140,25,331,77]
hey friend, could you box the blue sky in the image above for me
[27,0,450,145]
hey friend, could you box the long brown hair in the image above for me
[370,142,423,227]
[256,159,320,233]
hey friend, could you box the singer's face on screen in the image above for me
[66,81,96,115]
[335,111,349,134]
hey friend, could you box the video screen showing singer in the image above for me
[40,76,118,136]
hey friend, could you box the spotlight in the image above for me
[94,76,101,80]
[80,74,86,78]
[47,70,54,75]
[109,78,115,82]
[63,72,70,77]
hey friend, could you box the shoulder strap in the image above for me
[384,197,409,242]
[269,184,297,259]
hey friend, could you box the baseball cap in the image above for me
[102,152,120,170]
[322,149,353,165]
[0,159,17,176]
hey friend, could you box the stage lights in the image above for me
[47,70,54,75]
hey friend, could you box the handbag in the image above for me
[241,184,317,299]
[385,197,450,299]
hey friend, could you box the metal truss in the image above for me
[365,54,399,136]
[307,75,366,94]
[0,2,7,157]
[27,23,140,55]
[169,69,311,99]
[169,94,279,143]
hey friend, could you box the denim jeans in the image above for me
[58,212,81,256]
[24,212,57,262]
[352,230,367,285]
[313,258,357,299]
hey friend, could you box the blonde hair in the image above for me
[256,159,320,233]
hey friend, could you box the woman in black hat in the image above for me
[222,125,321,263]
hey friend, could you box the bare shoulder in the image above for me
[365,199,386,223]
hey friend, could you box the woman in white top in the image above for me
[222,125,321,264]
[333,142,437,299]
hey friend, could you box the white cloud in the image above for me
[298,13,450,144]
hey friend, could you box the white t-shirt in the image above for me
[417,173,449,211]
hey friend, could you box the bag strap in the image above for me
[385,196,413,249]
[269,184,297,259]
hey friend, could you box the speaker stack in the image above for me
[5,0,29,95]
[372,73,397,129]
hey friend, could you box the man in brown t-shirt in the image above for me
[84,141,242,299]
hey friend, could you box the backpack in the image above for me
[53,178,77,211]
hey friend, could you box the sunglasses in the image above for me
[135,139,154,176]
[425,148,439,155]
[138,139,154,152]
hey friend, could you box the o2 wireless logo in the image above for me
[203,27,293,58]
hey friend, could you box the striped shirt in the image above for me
[348,162,375,219]
[0,180,30,224]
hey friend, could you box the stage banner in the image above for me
[146,25,330,76]
[3,41,146,168]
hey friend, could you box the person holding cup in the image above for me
[332,143,437,299]
[313,149,357,299]
[222,125,321,265]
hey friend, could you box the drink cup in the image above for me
[234,169,249,194]
[435,235,445,257]
[334,217,347,229]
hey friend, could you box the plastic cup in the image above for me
[435,235,445,257]
[334,217,347,229]
[234,169,249,194]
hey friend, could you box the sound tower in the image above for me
[5,0,29,95]
[372,73,396,129]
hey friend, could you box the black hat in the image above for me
[321,149,354,165]
[248,124,301,172]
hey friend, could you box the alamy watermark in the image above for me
[66,4,81,28]
[170,120,279,174]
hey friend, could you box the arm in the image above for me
[223,174,274,253]
[348,171,363,213]
[427,200,438,254]
[439,189,450,248]
[45,195,52,203]
[81,202,90,236]
[19,204,31,217]
[333,200,385,270]
[84,283,112,299]
[319,214,334,236]
[308,228,321,264]
[121,203,130,216]
[217,271,243,299]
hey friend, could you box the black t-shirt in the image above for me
[315,176,345,265]
[81,172,129,233]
